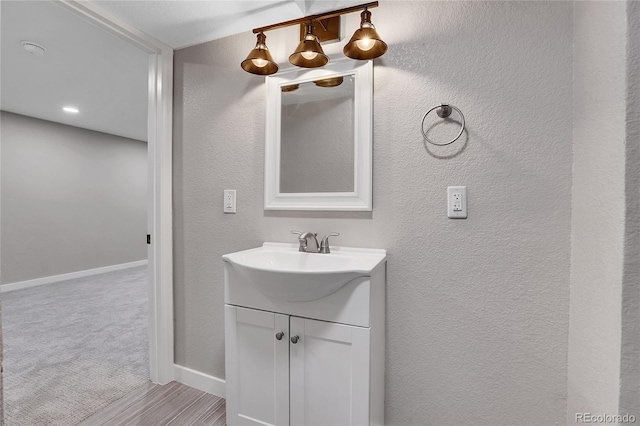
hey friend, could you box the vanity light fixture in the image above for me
[241,1,386,76]
[289,22,329,68]
[62,106,79,114]
[241,32,278,75]
[343,8,388,60]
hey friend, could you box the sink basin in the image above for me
[223,242,386,302]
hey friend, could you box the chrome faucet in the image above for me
[291,231,340,254]
[319,232,340,253]
[291,231,319,253]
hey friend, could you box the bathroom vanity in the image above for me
[223,242,386,426]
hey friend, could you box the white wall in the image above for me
[173,2,573,424]
[1,111,147,284]
[620,1,640,416]
[567,1,626,416]
[567,2,640,422]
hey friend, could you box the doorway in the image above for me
[0,0,173,422]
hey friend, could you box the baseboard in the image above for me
[173,364,226,398]
[0,260,148,293]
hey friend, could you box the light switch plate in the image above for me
[224,190,236,214]
[447,186,467,219]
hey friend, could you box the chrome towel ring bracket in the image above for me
[421,104,466,146]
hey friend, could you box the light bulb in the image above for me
[301,51,318,60]
[355,38,375,51]
[251,58,268,68]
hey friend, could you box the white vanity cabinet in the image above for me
[223,243,386,426]
[225,306,371,426]
[288,316,372,425]
[224,307,290,425]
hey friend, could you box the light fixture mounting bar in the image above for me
[252,1,379,34]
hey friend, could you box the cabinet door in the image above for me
[289,317,370,426]
[225,305,289,426]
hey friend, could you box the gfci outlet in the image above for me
[224,189,236,214]
[447,186,467,219]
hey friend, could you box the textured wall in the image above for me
[0,290,3,426]
[620,1,640,417]
[173,2,573,424]
[567,2,628,420]
[1,112,147,284]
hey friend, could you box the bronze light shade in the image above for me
[343,9,387,60]
[289,23,329,68]
[314,76,344,87]
[241,33,278,75]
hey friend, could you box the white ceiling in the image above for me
[90,1,364,49]
[1,0,361,141]
[91,0,303,49]
[1,0,149,141]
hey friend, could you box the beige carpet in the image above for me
[2,266,149,426]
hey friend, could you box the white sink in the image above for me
[222,242,386,302]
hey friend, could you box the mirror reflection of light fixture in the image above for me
[343,8,387,60]
[241,32,278,75]
[241,2,386,76]
[289,23,329,68]
[281,84,300,92]
[314,76,344,88]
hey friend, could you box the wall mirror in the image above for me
[265,60,373,211]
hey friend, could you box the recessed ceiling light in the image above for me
[63,107,79,114]
[20,40,47,56]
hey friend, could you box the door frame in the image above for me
[58,0,174,384]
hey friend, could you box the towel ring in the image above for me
[421,104,465,146]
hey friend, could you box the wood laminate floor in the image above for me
[79,381,226,426]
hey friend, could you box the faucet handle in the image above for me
[319,232,340,254]
[291,230,307,252]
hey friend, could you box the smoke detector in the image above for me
[20,41,46,56]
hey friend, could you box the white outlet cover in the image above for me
[447,186,467,219]
[224,189,236,214]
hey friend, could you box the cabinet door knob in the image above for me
[290,335,299,344]
[275,332,284,340]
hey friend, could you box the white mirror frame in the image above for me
[264,60,373,211]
